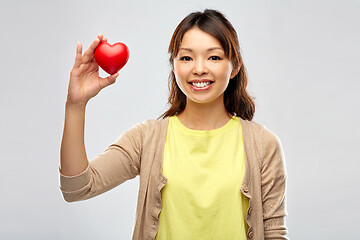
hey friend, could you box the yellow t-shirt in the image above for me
[155,115,249,240]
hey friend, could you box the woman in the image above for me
[60,9,288,240]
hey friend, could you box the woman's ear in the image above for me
[230,64,241,79]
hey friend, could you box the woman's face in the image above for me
[173,27,238,106]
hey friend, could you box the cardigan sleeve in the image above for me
[260,127,288,239]
[59,122,145,202]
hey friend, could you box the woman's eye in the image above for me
[179,56,192,61]
[209,56,221,60]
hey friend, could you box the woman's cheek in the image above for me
[174,64,189,79]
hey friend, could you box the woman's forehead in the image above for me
[179,28,223,51]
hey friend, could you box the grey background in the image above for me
[1,0,359,239]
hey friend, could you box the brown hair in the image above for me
[158,9,255,120]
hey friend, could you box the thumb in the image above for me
[99,73,119,89]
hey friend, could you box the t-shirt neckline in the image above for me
[171,115,239,137]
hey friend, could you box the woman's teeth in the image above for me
[191,81,212,88]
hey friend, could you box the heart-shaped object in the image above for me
[94,41,129,75]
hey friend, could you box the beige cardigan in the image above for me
[60,117,288,240]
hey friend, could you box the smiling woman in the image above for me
[60,8,288,240]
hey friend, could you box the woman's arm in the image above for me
[60,121,143,202]
[60,34,118,176]
[260,128,288,239]
[60,102,88,176]
[59,35,143,202]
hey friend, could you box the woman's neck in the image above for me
[176,98,232,131]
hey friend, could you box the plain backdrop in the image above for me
[1,0,359,239]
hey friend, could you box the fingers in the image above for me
[99,73,119,90]
[97,33,104,42]
[82,38,99,63]
[73,42,83,68]
[98,33,107,42]
[72,34,107,69]
[82,33,104,63]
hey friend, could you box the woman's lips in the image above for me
[188,82,214,91]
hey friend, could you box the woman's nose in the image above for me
[192,59,208,76]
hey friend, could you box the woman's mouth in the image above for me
[188,81,214,91]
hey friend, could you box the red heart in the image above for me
[94,41,129,75]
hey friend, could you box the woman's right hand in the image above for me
[67,33,119,106]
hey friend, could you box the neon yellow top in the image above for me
[155,115,249,239]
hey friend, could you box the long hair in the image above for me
[158,9,255,120]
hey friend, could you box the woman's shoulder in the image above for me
[138,117,169,129]
[125,117,169,137]
[115,117,169,146]
[240,118,283,154]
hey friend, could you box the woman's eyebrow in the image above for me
[179,47,223,52]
